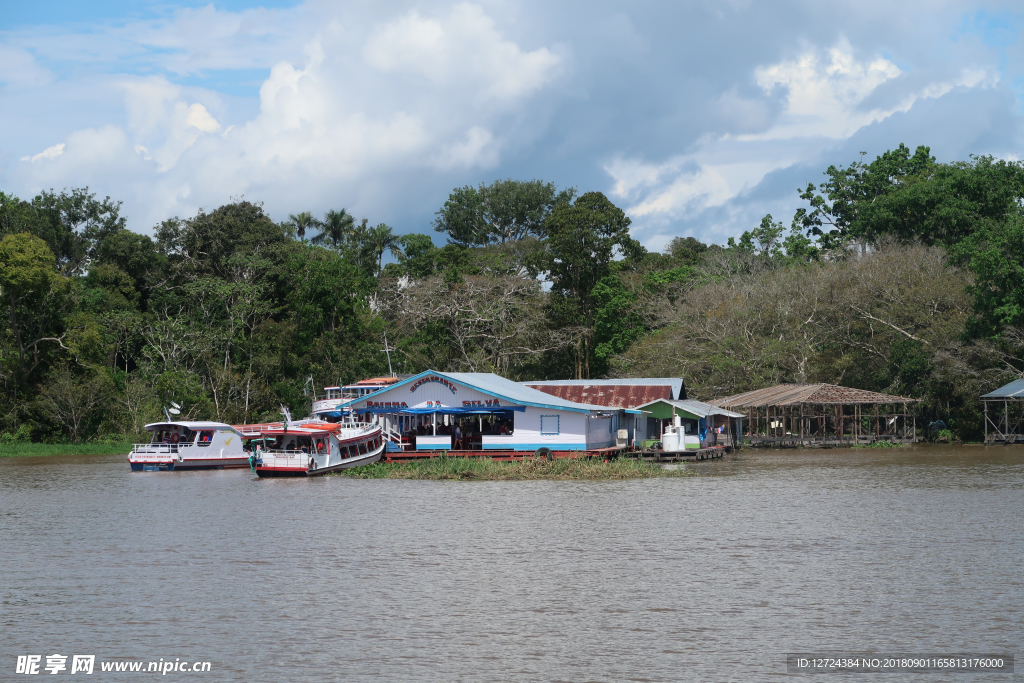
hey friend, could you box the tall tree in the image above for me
[365,223,404,277]
[433,179,574,246]
[285,211,318,242]
[311,208,354,248]
[0,233,70,384]
[541,192,642,379]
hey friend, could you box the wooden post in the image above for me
[984,401,988,443]
[837,404,842,446]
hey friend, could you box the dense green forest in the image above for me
[2,144,1023,443]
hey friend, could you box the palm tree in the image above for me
[311,208,354,248]
[286,211,317,242]
[367,223,404,276]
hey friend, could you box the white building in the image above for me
[337,370,638,454]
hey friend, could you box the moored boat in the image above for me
[128,421,250,471]
[245,419,384,477]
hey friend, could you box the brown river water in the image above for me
[1,444,1021,681]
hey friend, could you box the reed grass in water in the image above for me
[335,455,695,480]
[0,442,134,458]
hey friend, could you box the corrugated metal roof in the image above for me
[981,379,1024,399]
[634,398,744,418]
[524,378,686,400]
[338,370,617,413]
[711,383,916,408]
[524,384,674,409]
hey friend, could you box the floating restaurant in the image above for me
[332,370,640,458]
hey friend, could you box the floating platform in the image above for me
[383,446,629,462]
[639,446,727,461]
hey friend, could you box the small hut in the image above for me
[633,398,745,450]
[981,379,1024,443]
[712,383,917,447]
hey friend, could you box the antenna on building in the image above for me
[382,329,395,377]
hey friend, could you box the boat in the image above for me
[243,418,385,477]
[311,376,407,420]
[128,421,251,471]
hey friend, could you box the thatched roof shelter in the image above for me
[712,383,915,409]
[710,383,917,446]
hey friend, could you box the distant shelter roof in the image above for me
[711,383,916,409]
[523,378,685,408]
[981,379,1024,399]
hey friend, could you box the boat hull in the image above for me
[128,456,251,471]
[255,447,383,477]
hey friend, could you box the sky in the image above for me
[2,0,1023,250]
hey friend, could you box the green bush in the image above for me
[0,425,32,445]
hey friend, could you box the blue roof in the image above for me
[337,370,618,413]
[981,379,1024,399]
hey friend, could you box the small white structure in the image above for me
[633,398,745,450]
[337,370,637,454]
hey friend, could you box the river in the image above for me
[2,444,1020,681]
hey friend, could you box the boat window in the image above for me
[358,441,368,455]
[196,431,215,447]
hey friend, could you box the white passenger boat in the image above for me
[246,419,385,477]
[128,421,250,471]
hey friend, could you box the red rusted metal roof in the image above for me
[525,384,674,409]
[711,383,916,408]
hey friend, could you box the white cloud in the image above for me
[7,3,563,229]
[0,0,1016,248]
[607,41,1000,244]
[21,143,65,163]
[363,3,561,100]
[0,46,53,87]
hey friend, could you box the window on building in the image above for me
[540,415,559,435]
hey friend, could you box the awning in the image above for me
[356,405,526,415]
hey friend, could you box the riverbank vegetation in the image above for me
[2,144,1024,443]
[334,456,694,480]
[0,442,133,457]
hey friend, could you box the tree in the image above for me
[793,144,936,251]
[31,188,127,275]
[39,370,111,442]
[541,192,642,378]
[311,208,355,249]
[433,179,574,246]
[365,223,404,277]
[285,211,318,242]
[0,233,70,383]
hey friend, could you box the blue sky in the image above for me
[2,1,1023,250]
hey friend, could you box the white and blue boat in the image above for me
[128,421,250,471]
